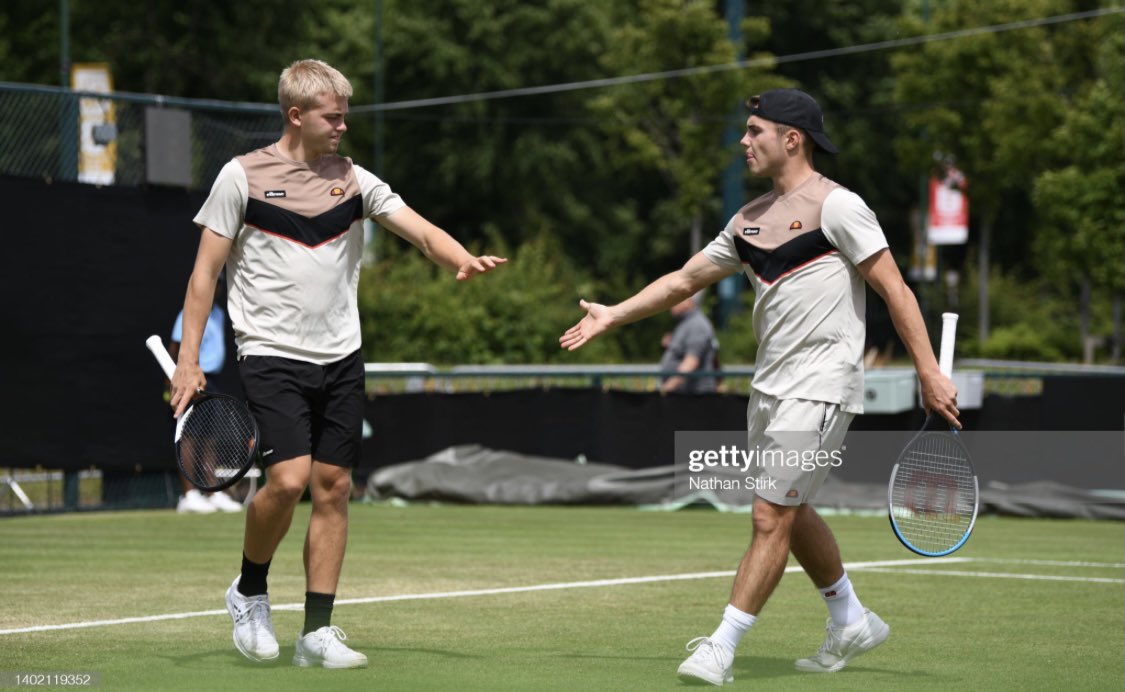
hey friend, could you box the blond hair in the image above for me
[278,59,353,116]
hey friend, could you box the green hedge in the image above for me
[359,232,624,365]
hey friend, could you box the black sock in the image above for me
[238,553,270,597]
[303,591,335,635]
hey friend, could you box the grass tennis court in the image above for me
[2,505,1121,691]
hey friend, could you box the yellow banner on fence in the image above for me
[70,63,116,185]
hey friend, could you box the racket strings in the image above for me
[890,432,975,554]
[178,398,257,487]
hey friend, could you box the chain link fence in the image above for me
[0,82,281,190]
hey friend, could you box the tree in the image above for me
[1032,21,1125,361]
[891,0,1081,347]
[590,0,775,260]
[374,0,619,254]
[0,1,311,99]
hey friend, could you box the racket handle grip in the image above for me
[146,335,177,379]
[939,312,959,378]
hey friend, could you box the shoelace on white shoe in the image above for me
[685,637,728,668]
[314,625,351,654]
[814,620,846,658]
[233,596,274,636]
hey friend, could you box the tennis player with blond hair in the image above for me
[170,59,506,668]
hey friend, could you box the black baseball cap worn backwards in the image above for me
[746,88,838,154]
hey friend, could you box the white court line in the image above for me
[331,557,971,608]
[0,557,964,636]
[857,567,1124,584]
[969,558,1125,569]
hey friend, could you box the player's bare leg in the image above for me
[293,461,366,668]
[788,504,844,587]
[304,461,351,594]
[225,456,311,663]
[729,498,800,614]
[244,456,312,562]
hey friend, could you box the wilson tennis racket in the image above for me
[146,335,259,492]
[888,313,979,557]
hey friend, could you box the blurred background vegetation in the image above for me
[2,0,1121,365]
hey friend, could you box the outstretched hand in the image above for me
[456,255,508,281]
[559,299,613,351]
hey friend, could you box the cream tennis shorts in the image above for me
[746,390,854,506]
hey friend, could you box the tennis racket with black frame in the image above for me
[146,335,259,492]
[887,312,979,557]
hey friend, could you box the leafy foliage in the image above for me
[891,1,1123,359]
[359,231,623,364]
[3,1,1122,363]
[943,260,1108,361]
[1032,28,1125,294]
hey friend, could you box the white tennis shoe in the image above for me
[224,577,279,662]
[176,489,216,514]
[207,491,243,513]
[293,625,368,669]
[795,609,889,673]
[677,636,734,686]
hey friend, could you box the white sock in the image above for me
[819,572,865,627]
[709,604,756,654]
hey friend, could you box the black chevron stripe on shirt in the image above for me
[733,229,838,285]
[244,195,364,248]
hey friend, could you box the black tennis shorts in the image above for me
[237,350,365,468]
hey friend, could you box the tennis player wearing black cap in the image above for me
[560,88,958,685]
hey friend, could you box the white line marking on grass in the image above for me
[969,558,1125,569]
[856,567,1124,584]
[0,609,233,636]
[0,557,965,636]
[329,558,970,609]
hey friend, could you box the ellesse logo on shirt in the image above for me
[264,190,286,198]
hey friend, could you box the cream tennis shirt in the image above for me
[703,174,888,412]
[194,145,405,364]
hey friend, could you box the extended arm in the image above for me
[379,207,507,280]
[858,249,960,428]
[560,252,734,351]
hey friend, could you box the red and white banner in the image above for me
[927,165,968,245]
